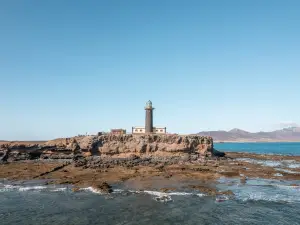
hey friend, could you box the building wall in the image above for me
[132,127,166,134]
[132,127,146,134]
[110,129,126,135]
[153,127,167,134]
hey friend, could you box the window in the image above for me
[160,129,163,132]
[140,129,142,132]
[135,129,138,132]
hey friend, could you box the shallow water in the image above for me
[1,178,300,225]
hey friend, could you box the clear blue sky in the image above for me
[1,0,299,140]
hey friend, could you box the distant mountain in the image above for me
[196,127,300,142]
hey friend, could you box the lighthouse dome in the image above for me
[146,100,152,108]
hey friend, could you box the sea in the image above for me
[214,142,300,156]
[1,142,300,225]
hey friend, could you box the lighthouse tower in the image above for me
[145,100,154,133]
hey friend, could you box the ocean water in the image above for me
[1,143,300,225]
[214,142,300,155]
[1,180,300,225]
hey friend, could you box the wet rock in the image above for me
[219,171,240,177]
[160,187,177,192]
[154,195,172,202]
[72,187,81,192]
[240,176,247,184]
[92,182,113,194]
[188,185,218,196]
[218,190,234,196]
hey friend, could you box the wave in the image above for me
[218,177,300,203]
[0,183,208,203]
[236,158,300,169]
[143,190,194,196]
[0,184,64,192]
[236,192,300,203]
[3,179,299,204]
[142,190,201,202]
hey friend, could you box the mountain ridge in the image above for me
[196,127,300,142]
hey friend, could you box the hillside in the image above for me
[197,127,300,142]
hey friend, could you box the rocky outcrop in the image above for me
[0,134,224,166]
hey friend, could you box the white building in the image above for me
[132,126,167,134]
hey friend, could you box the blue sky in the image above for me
[1,0,299,140]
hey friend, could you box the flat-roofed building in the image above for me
[110,129,126,135]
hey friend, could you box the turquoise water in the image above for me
[215,142,300,155]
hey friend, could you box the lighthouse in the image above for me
[132,101,166,134]
[145,100,154,133]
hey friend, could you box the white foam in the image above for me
[236,158,300,169]
[3,184,20,189]
[274,173,283,177]
[215,195,229,202]
[154,195,172,202]
[196,193,206,197]
[0,184,20,192]
[81,187,103,194]
[50,187,67,192]
[288,164,300,169]
[218,177,300,203]
[19,186,47,191]
[168,192,193,196]
[236,192,300,203]
[143,190,194,197]
[275,168,300,174]
[0,184,49,192]
[143,190,168,196]
[112,189,124,193]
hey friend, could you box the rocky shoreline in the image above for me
[1,134,300,196]
[0,134,224,165]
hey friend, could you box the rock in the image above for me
[218,190,234,196]
[66,139,80,153]
[163,173,173,178]
[160,187,177,192]
[0,134,225,166]
[240,176,247,184]
[155,164,165,171]
[92,182,113,194]
[72,187,81,192]
[188,185,218,196]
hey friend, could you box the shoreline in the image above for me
[1,135,300,197]
[1,151,300,196]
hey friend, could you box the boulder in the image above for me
[92,182,113,193]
